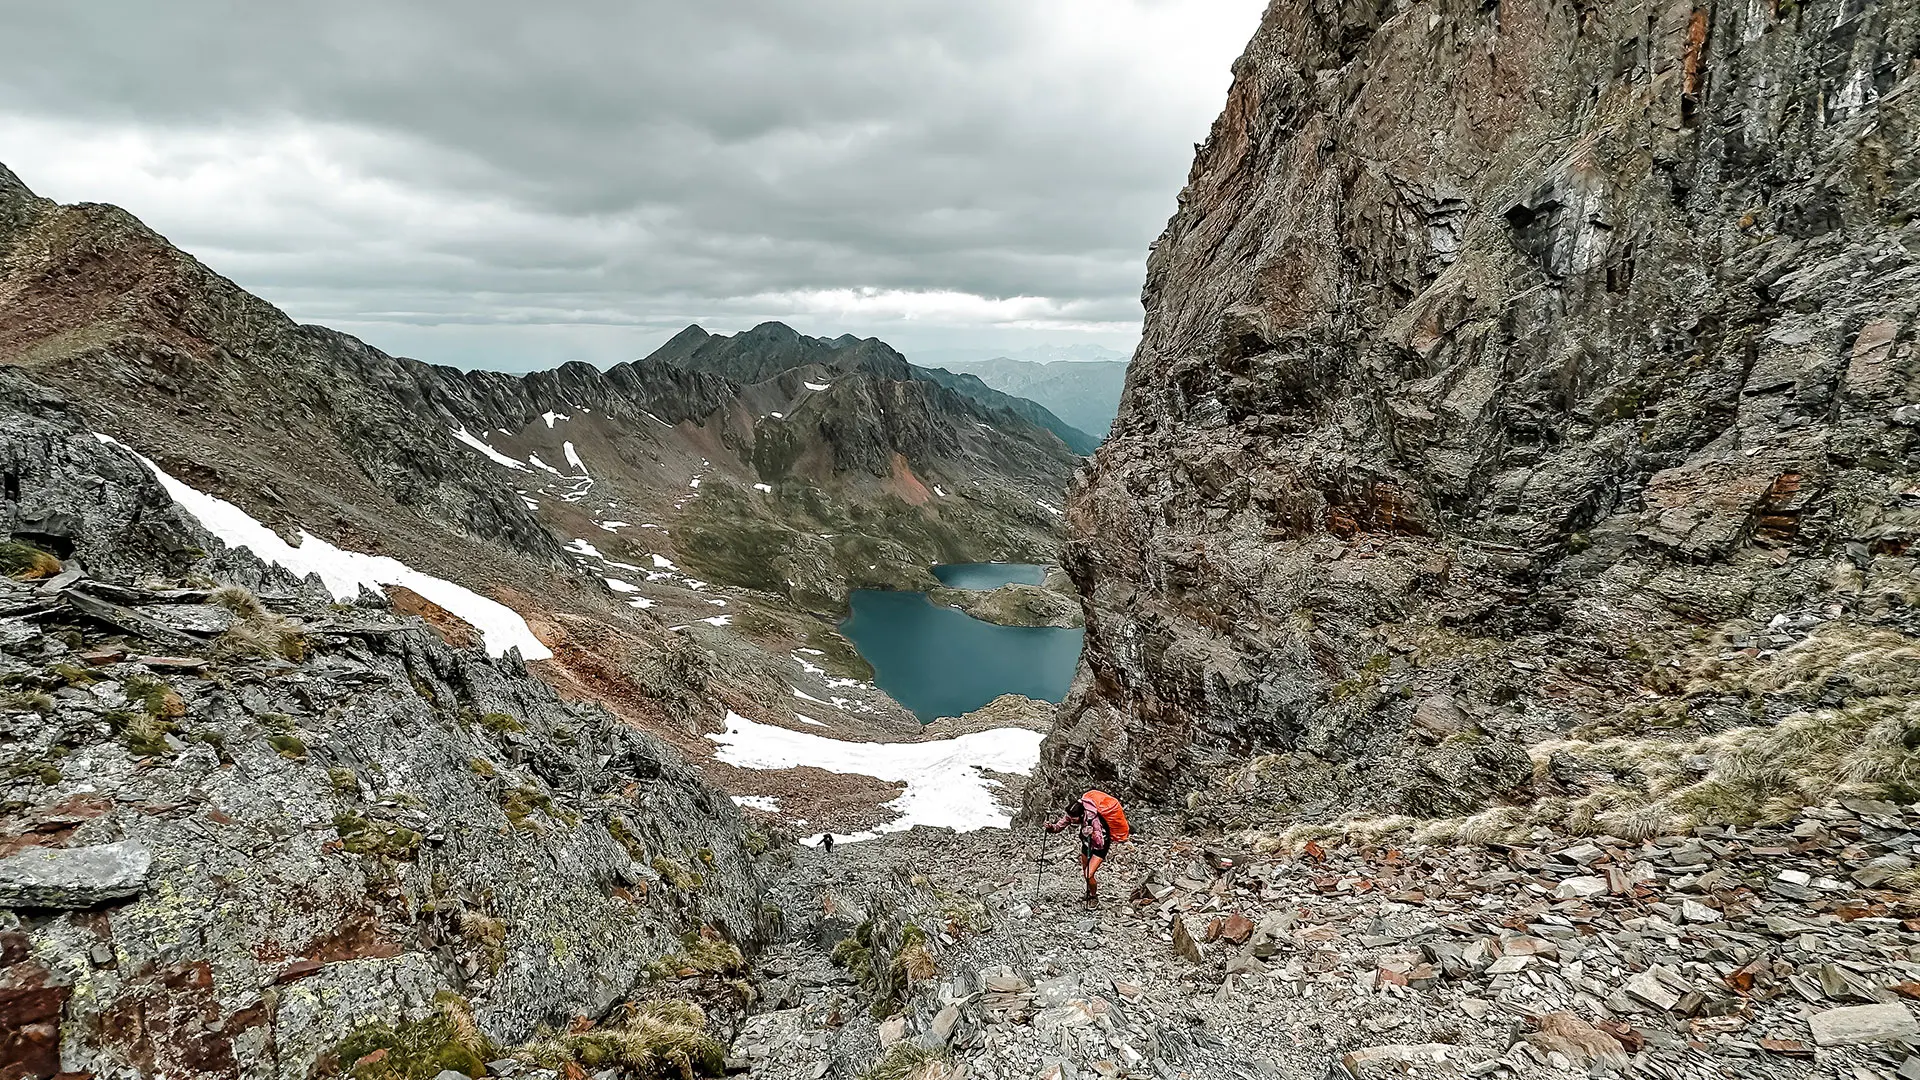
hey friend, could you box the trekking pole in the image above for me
[1034,830,1046,899]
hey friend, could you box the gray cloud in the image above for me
[0,1,1264,370]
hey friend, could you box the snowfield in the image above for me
[451,426,528,471]
[706,712,1044,842]
[100,435,552,661]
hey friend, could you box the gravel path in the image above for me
[733,802,1920,1079]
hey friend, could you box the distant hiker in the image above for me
[820,832,835,854]
[1045,790,1130,902]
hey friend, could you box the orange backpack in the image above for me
[1085,790,1129,843]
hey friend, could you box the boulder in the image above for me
[1809,1004,1920,1047]
[0,840,151,907]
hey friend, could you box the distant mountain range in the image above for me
[650,323,1101,456]
[931,355,1129,438]
[0,160,1083,740]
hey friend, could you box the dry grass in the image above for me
[1242,623,1920,852]
[219,612,307,661]
[459,911,508,974]
[210,583,264,617]
[861,1044,951,1080]
[517,999,724,1078]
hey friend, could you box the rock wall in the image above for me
[1034,0,1920,820]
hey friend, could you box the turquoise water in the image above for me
[932,562,1048,589]
[840,576,1084,722]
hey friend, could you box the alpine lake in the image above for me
[839,563,1085,722]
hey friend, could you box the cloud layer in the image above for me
[0,1,1264,370]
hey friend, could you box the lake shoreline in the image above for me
[837,563,1086,723]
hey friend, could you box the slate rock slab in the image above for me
[0,840,152,908]
[1809,1003,1920,1047]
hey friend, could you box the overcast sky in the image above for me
[1,2,1265,372]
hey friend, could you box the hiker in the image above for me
[1045,790,1129,902]
[820,832,835,854]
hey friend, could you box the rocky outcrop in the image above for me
[0,385,776,1077]
[1036,0,1920,821]
[928,583,1085,629]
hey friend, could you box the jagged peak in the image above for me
[663,323,711,345]
[742,320,803,342]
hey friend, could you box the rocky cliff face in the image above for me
[1036,0,1920,824]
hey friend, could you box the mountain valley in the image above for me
[7,0,1920,1076]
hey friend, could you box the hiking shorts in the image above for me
[1081,833,1110,861]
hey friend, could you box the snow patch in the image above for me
[753,483,773,493]
[804,382,831,391]
[933,486,947,498]
[527,454,562,475]
[451,427,528,471]
[707,712,1044,842]
[651,554,678,570]
[100,435,550,661]
[563,441,590,476]
[793,714,825,727]
[701,614,733,627]
[731,795,780,812]
[566,539,603,558]
[604,578,639,594]
[1036,500,1063,517]
[597,520,632,531]
[541,411,570,428]
[628,597,656,610]
[688,478,701,489]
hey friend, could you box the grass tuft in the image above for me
[0,540,61,580]
[860,1043,950,1080]
[517,999,725,1078]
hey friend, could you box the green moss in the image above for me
[651,855,704,891]
[743,829,770,857]
[329,767,361,795]
[4,758,61,785]
[267,733,308,760]
[49,662,96,687]
[499,787,557,831]
[0,540,61,580]
[468,758,497,778]
[608,817,646,862]
[479,712,525,735]
[334,813,423,859]
[323,994,492,1080]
